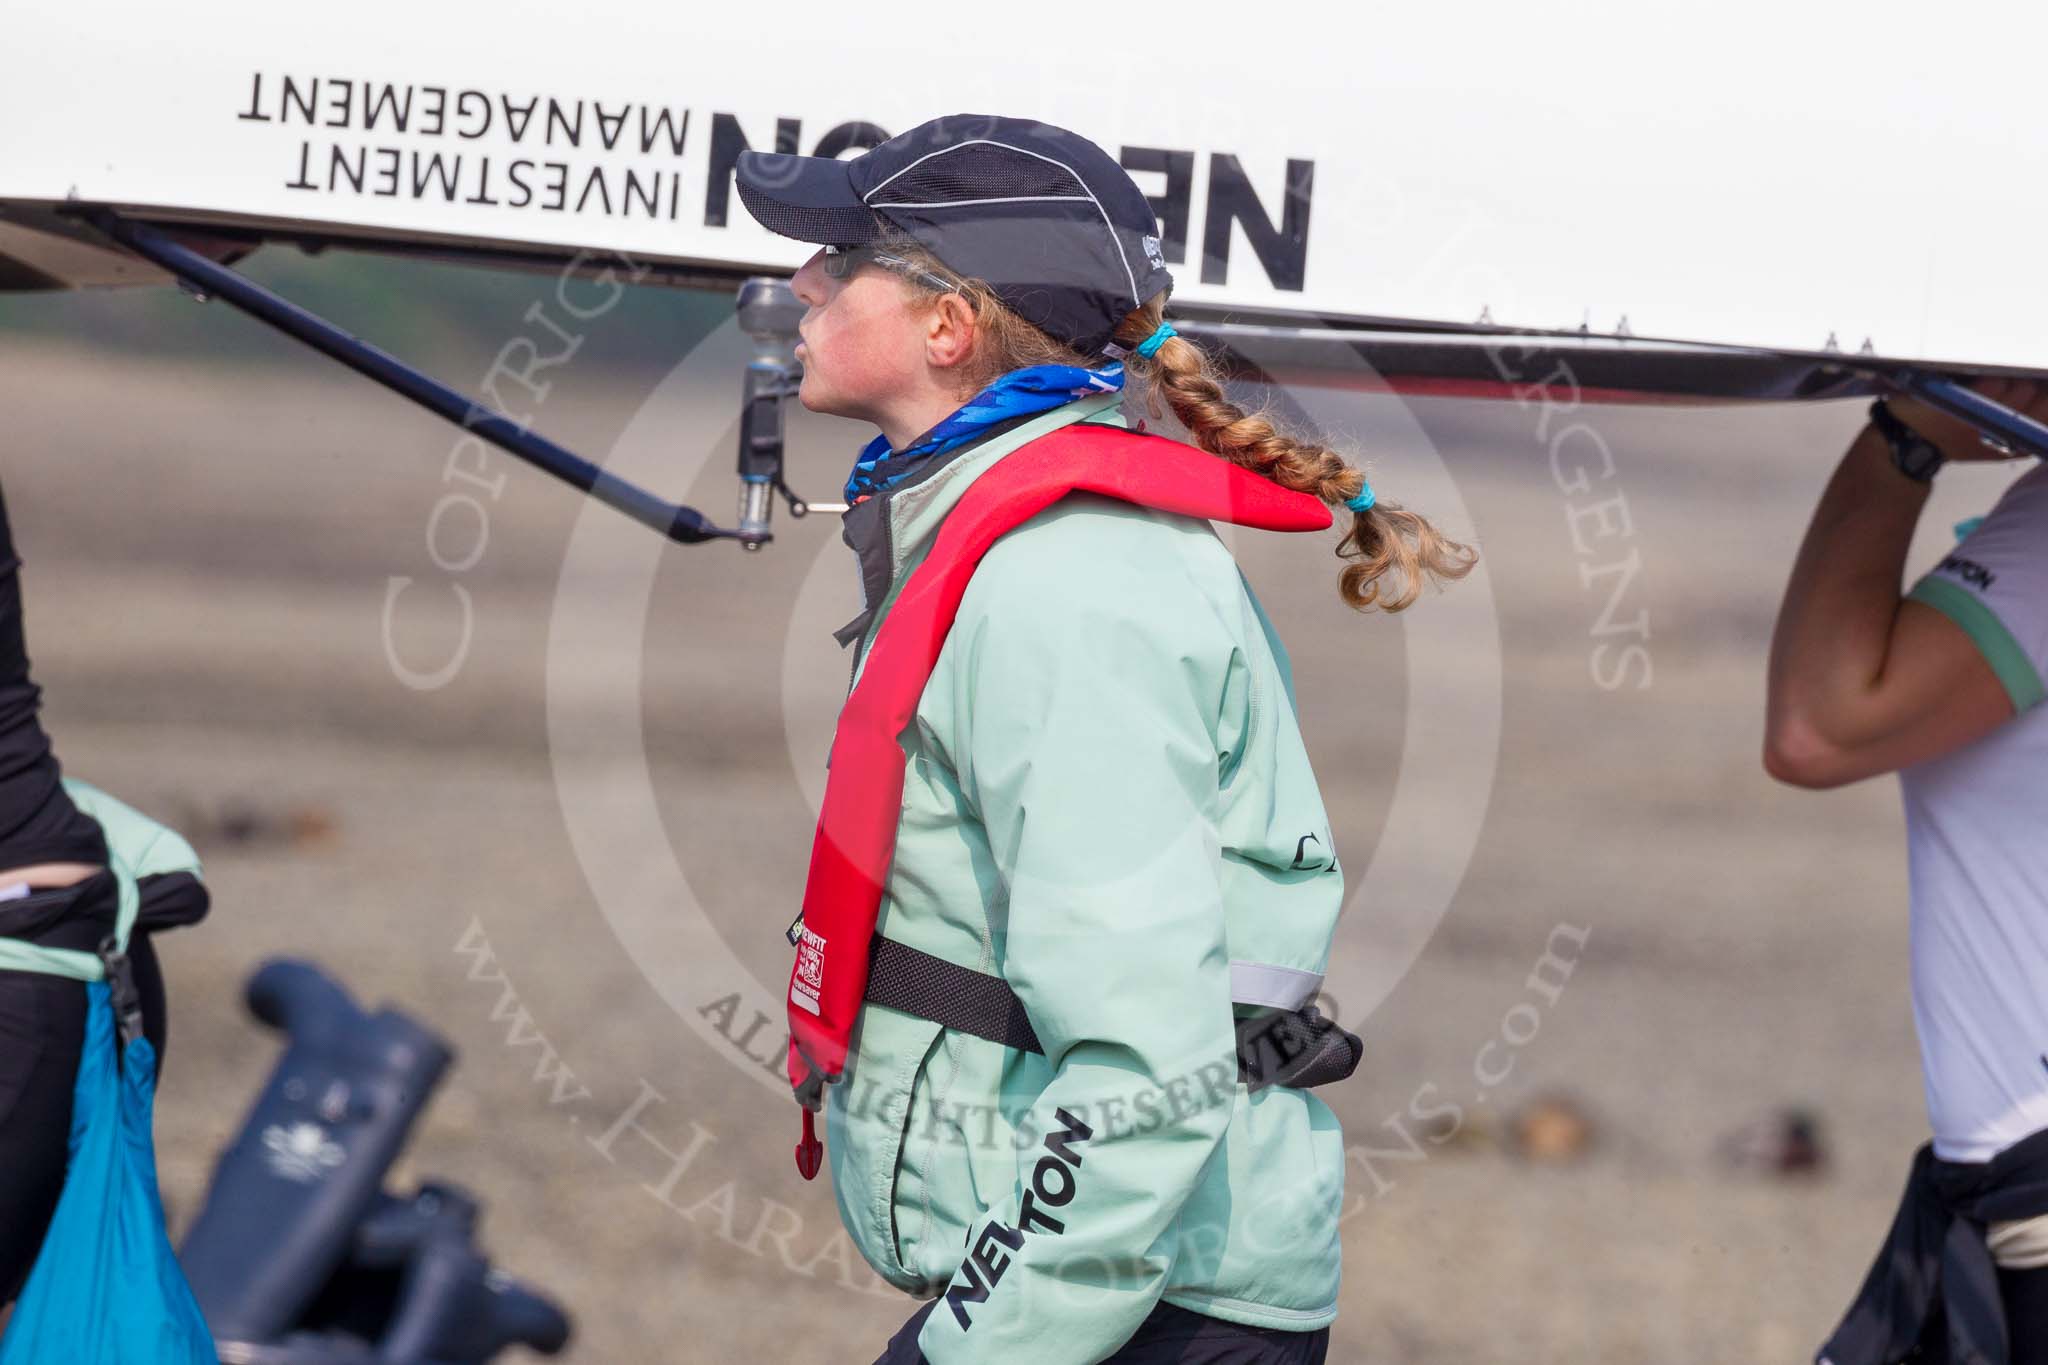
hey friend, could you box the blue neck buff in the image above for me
[845,362,1124,505]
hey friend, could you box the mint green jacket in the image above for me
[822,391,1349,1363]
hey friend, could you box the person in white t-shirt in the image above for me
[1767,377,2048,1363]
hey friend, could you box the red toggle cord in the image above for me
[795,1109,823,1181]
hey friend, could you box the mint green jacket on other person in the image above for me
[822,388,1350,1364]
[0,779,203,980]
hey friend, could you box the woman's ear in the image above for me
[924,293,978,372]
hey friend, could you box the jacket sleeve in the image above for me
[914,530,1243,1365]
[60,778,204,883]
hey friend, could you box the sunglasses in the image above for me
[821,243,962,295]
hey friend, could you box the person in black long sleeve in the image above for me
[0,479,170,1305]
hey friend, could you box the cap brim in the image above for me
[735,152,879,246]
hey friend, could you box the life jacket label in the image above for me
[791,925,827,1015]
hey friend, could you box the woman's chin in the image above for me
[795,380,851,421]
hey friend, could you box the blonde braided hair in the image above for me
[874,227,1477,611]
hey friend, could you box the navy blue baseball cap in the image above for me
[735,113,1174,357]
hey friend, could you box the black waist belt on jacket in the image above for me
[863,935,1362,1092]
[1819,1125,2048,1365]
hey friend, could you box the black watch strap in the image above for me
[1869,398,1946,483]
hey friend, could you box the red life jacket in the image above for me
[786,421,1333,1177]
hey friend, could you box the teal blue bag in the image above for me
[0,978,218,1364]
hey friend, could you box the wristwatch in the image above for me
[1868,398,1947,483]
